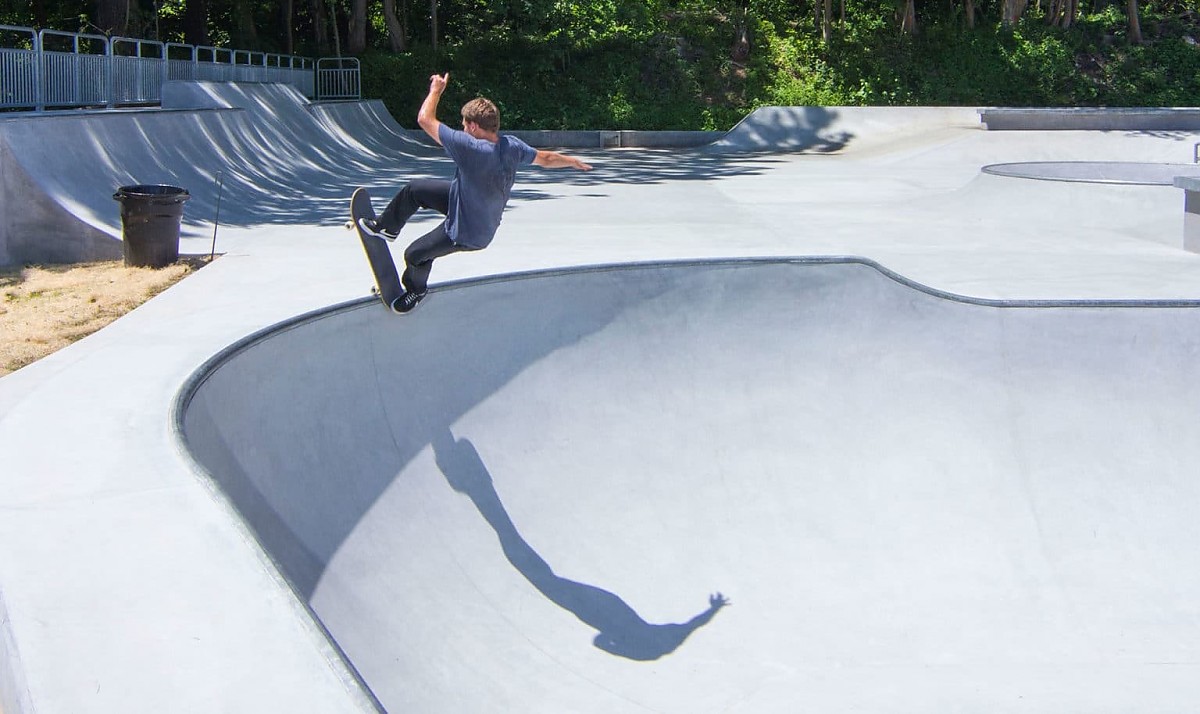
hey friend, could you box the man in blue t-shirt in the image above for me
[359,73,593,314]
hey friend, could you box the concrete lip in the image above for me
[179,257,1200,712]
[979,106,1200,131]
[982,160,1200,185]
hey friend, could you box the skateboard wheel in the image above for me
[344,220,354,230]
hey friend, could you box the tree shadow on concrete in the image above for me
[702,105,853,155]
[29,101,853,234]
[175,102,858,224]
[431,428,729,661]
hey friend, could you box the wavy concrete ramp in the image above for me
[0,134,122,265]
[0,81,449,264]
[1,88,990,265]
[308,98,432,154]
[705,106,981,154]
[180,259,1200,713]
[161,80,438,160]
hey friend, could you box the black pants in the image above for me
[379,179,472,294]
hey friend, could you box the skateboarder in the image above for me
[359,72,593,313]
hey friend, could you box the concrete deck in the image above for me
[4,83,1200,712]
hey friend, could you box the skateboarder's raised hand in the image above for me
[418,73,450,145]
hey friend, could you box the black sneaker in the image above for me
[390,291,426,314]
[358,217,399,242]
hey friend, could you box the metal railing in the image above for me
[111,36,164,105]
[316,57,360,101]
[0,25,40,109]
[36,29,109,108]
[1,25,357,111]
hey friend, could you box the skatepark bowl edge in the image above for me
[177,258,1200,713]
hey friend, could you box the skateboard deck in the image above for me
[348,187,404,310]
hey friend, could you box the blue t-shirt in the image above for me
[438,123,538,249]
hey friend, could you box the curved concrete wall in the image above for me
[307,98,430,154]
[0,131,121,265]
[180,259,1200,712]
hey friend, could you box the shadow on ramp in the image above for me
[178,258,1200,713]
[704,106,850,154]
[432,429,728,662]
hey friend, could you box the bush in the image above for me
[357,1,1200,129]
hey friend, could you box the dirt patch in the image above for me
[0,258,208,378]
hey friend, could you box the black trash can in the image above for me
[112,184,191,268]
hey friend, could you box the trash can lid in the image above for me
[115,184,190,196]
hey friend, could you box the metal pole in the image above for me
[34,28,43,111]
[210,170,225,262]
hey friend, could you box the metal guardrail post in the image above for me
[105,34,113,107]
[110,36,124,104]
[32,26,42,110]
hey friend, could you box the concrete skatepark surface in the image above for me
[5,82,1200,712]
[180,258,1200,712]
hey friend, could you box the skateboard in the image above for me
[346,187,404,310]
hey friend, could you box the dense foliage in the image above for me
[3,0,1200,129]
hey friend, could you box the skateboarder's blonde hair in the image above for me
[462,98,499,133]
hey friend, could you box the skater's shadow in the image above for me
[431,429,728,661]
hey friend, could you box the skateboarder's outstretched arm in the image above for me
[418,71,591,171]
[417,73,449,145]
[533,150,593,171]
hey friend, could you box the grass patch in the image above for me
[0,258,208,377]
